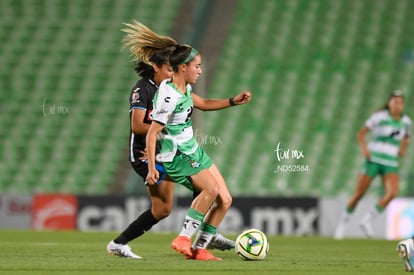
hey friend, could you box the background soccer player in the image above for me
[334,91,411,239]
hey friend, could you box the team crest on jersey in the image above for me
[190,160,200,168]
[390,129,400,138]
[131,92,140,103]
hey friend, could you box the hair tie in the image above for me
[179,48,198,65]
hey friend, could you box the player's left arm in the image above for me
[192,91,252,111]
[399,136,410,157]
[400,118,412,157]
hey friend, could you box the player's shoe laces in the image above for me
[397,237,414,272]
[192,248,222,261]
[207,233,235,250]
[171,236,193,259]
[359,220,374,238]
[106,240,141,259]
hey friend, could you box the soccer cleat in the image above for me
[192,248,222,261]
[359,220,374,238]
[106,240,141,259]
[171,236,193,259]
[334,223,346,240]
[397,238,414,272]
[207,233,235,250]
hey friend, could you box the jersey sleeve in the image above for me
[129,83,151,111]
[151,83,177,125]
[365,112,379,130]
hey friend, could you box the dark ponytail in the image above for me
[134,49,172,79]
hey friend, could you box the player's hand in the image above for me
[233,91,252,105]
[139,149,148,161]
[146,167,159,185]
[363,150,371,159]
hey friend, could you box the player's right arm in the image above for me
[146,121,164,185]
[357,126,370,159]
[131,109,150,134]
[129,82,153,135]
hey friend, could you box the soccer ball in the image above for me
[235,228,269,260]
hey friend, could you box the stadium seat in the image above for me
[0,0,181,194]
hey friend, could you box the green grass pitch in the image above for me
[0,230,404,274]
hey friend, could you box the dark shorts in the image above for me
[131,161,149,179]
[131,161,166,185]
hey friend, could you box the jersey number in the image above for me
[185,106,193,122]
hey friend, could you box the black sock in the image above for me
[113,209,158,244]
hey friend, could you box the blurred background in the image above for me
[1,0,414,238]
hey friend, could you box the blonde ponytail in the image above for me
[121,19,177,63]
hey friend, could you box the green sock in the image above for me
[194,223,217,249]
[346,207,354,214]
[375,204,384,213]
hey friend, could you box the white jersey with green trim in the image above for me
[365,109,411,167]
[151,79,197,162]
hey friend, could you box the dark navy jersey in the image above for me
[128,78,159,163]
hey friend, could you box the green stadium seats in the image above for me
[1,0,413,197]
[0,0,181,194]
[201,0,414,197]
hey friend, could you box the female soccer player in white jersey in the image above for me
[106,22,237,259]
[334,91,411,239]
[126,21,251,260]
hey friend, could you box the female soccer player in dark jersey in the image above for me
[106,25,235,259]
[106,50,174,259]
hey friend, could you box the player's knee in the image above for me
[210,185,220,199]
[153,205,172,220]
[204,184,219,201]
[221,194,232,210]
